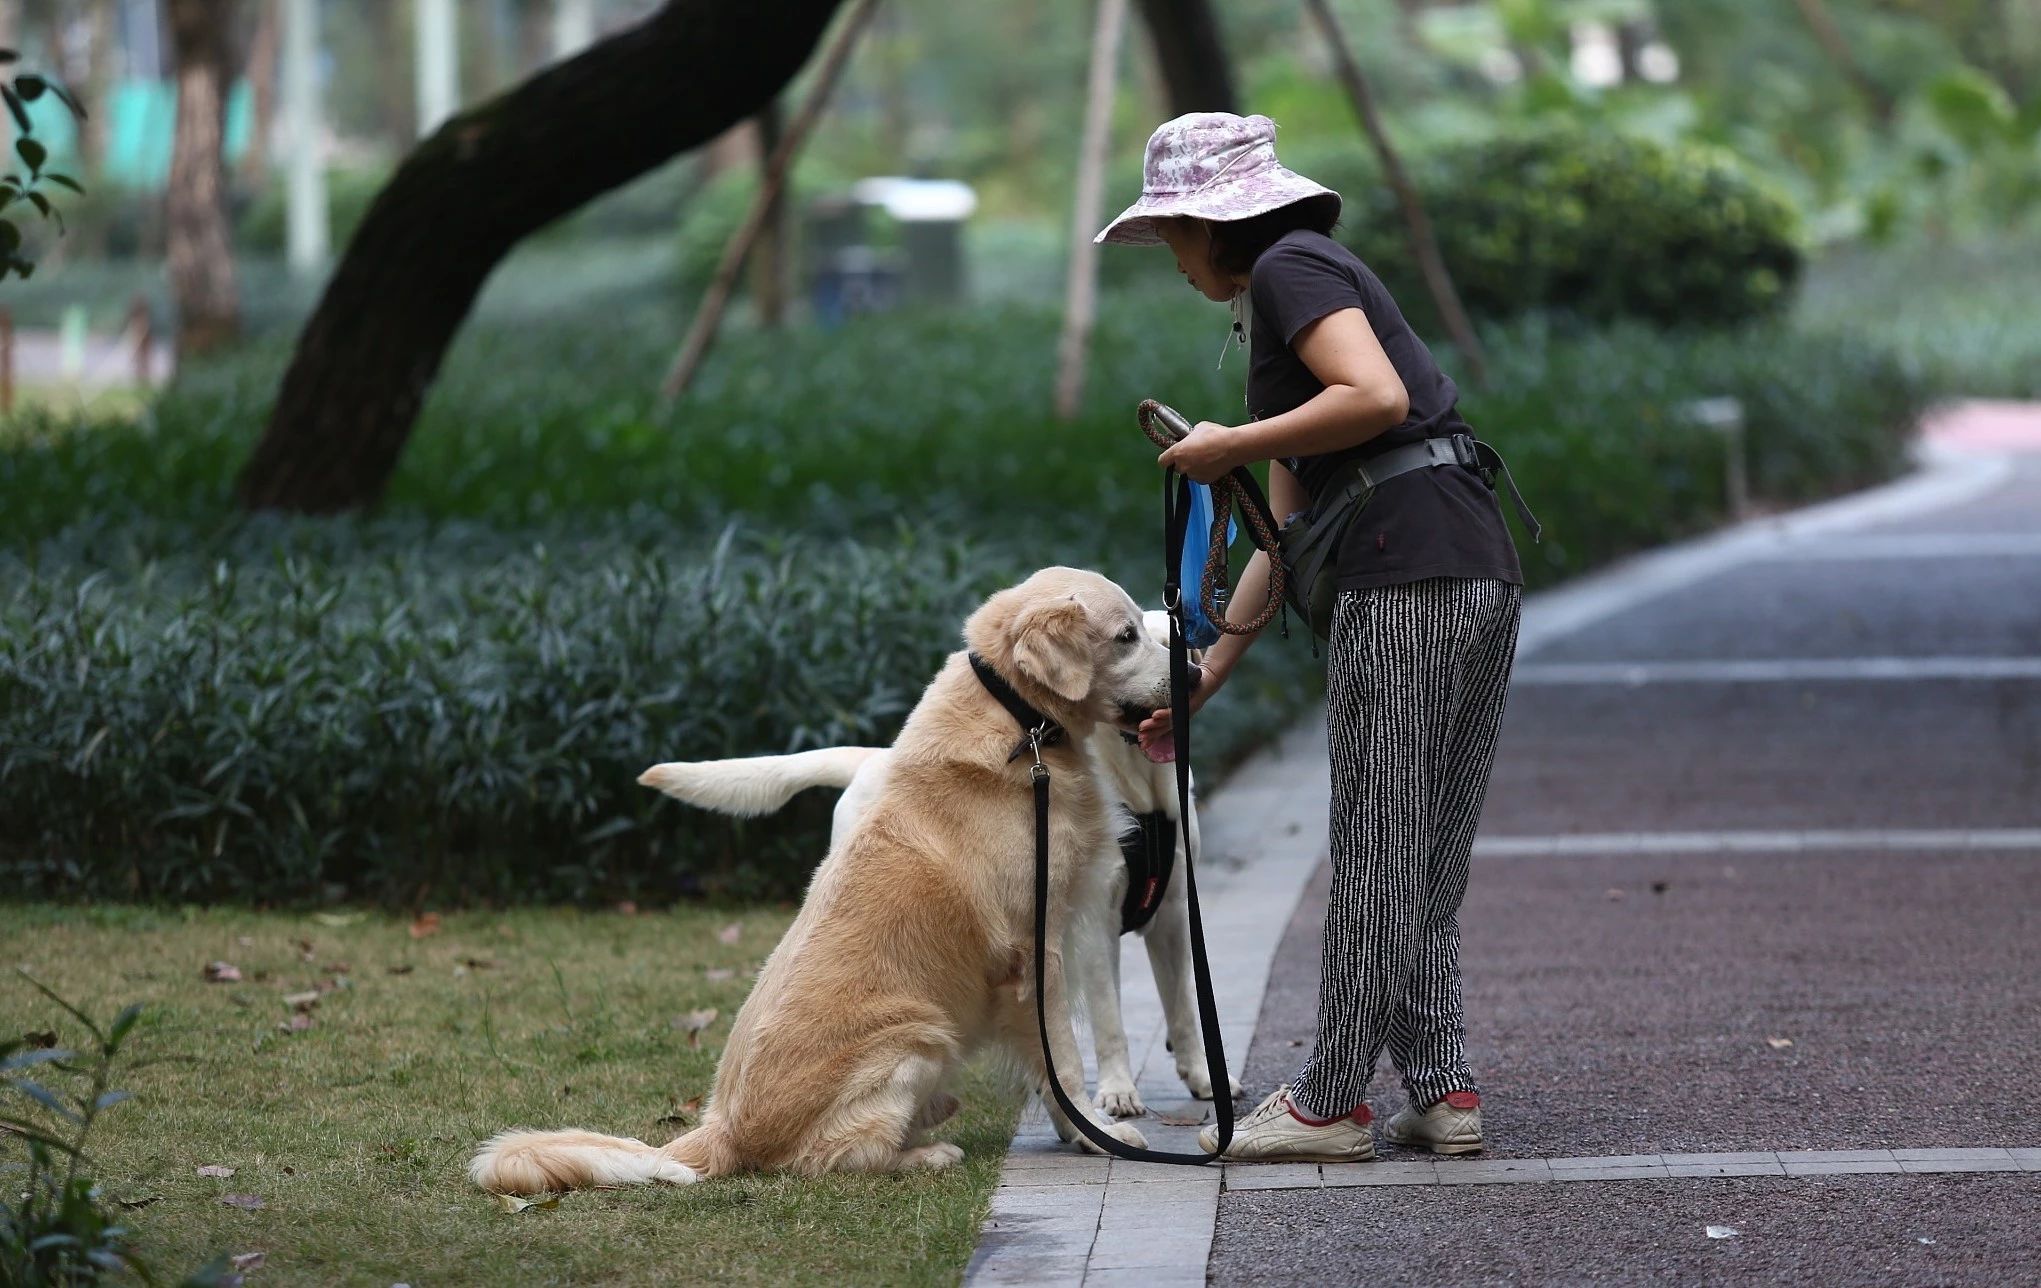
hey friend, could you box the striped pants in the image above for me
[1289,576,1522,1119]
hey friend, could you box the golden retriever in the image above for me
[641,609,1241,1121]
[469,567,1164,1193]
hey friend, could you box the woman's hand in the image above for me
[1156,421,1243,484]
[1136,663,1224,763]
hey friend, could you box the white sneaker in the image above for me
[1385,1090,1484,1155]
[1196,1087,1375,1163]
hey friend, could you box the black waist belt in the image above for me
[1338,432,1542,542]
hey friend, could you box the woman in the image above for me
[1097,113,1523,1162]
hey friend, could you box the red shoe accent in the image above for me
[1440,1091,1481,1111]
[1287,1094,1372,1127]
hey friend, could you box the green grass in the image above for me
[1,905,1021,1286]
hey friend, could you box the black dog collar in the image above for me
[968,652,1067,764]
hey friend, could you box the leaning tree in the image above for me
[237,0,1242,513]
[236,0,850,513]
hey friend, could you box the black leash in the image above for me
[981,453,1244,1164]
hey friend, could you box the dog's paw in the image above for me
[1070,1118,1149,1155]
[1179,1064,1244,1102]
[1097,1080,1147,1119]
[902,1142,965,1171]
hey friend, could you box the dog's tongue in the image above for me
[1141,739,1176,764]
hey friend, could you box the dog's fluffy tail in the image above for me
[638,747,883,817]
[468,1125,736,1196]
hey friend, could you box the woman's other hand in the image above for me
[1156,421,1243,484]
[1136,663,1223,763]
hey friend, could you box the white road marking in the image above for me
[1472,829,2041,857]
[1760,533,2041,561]
[1190,1148,2041,1192]
[1513,656,2041,685]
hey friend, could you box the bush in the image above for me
[1333,127,1804,328]
[0,518,1016,904]
[0,295,1924,904]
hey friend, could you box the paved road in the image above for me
[1209,410,2041,1284]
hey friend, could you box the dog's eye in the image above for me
[1117,625,1139,644]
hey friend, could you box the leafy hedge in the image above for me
[1321,127,1803,328]
[0,295,1925,904]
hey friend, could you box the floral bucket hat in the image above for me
[1094,111,1341,246]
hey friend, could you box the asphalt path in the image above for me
[1208,423,2041,1285]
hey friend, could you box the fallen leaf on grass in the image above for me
[219,1194,265,1211]
[295,939,316,962]
[656,1095,705,1127]
[1765,1036,1794,1049]
[457,956,495,971]
[703,968,735,983]
[386,964,415,976]
[204,962,243,983]
[716,923,742,945]
[494,1193,562,1214]
[116,1194,162,1209]
[230,1251,267,1272]
[281,992,321,1011]
[278,1014,314,1033]
[21,1030,57,1049]
[324,961,351,976]
[196,1165,237,1178]
[313,912,362,927]
[1156,1106,1209,1127]
[409,912,442,939]
[674,1009,719,1049]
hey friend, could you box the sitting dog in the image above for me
[470,567,1162,1194]
[643,610,1240,1121]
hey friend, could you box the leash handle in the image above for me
[1140,399,1287,637]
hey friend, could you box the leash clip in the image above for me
[1027,724,1052,783]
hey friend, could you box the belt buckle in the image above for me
[1450,433,1479,469]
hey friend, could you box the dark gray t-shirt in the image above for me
[1247,229,1522,590]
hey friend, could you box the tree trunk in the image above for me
[1304,0,1487,387]
[749,98,788,329]
[1055,0,1129,421]
[166,0,243,359]
[239,0,279,183]
[1791,0,1895,127]
[237,0,849,514]
[1132,0,1237,115]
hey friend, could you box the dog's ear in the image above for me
[1010,595,1094,703]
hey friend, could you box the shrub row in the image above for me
[0,301,1926,904]
[1294,126,1804,329]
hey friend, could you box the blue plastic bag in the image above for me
[1175,481,1237,649]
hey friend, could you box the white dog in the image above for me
[470,568,1160,1194]
[642,610,1240,1120]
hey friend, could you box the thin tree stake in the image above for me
[1304,0,1488,387]
[1054,0,1130,421]
[659,0,881,402]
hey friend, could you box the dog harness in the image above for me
[1117,808,1176,935]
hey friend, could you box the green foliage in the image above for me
[233,166,390,256]
[0,290,1923,904]
[0,49,88,282]
[1,973,222,1287]
[0,519,1014,904]
[1331,126,1803,328]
